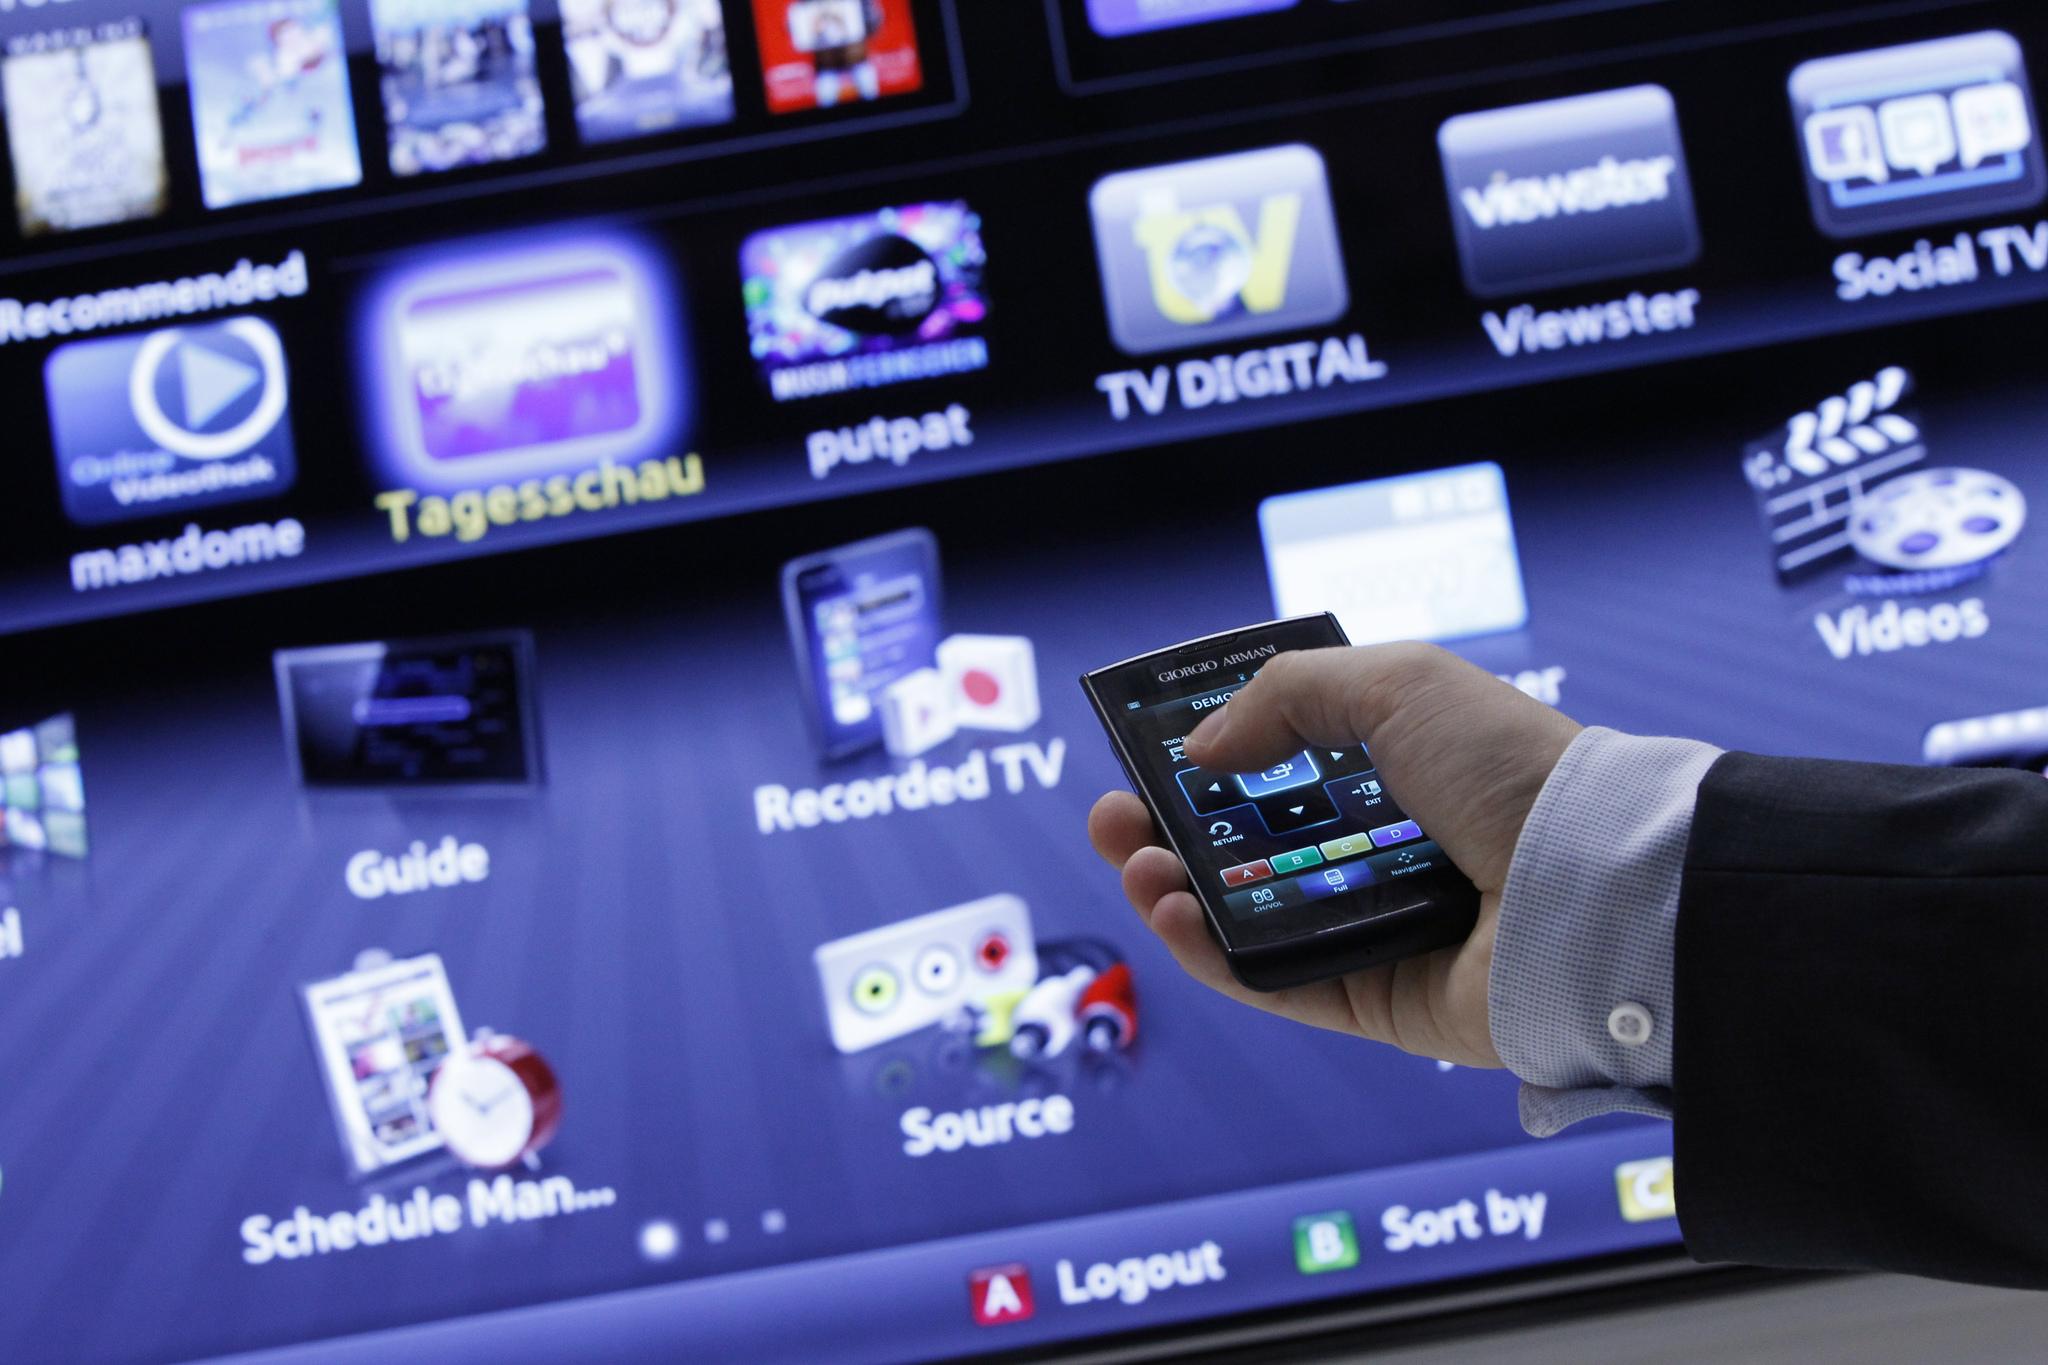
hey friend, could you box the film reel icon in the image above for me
[1849,467,2027,571]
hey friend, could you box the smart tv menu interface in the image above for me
[5,1,2048,1361]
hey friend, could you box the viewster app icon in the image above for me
[1439,85,1699,297]
[44,316,296,527]
[1089,143,1348,355]
[1789,31,2045,239]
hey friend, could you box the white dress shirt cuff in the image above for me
[1487,726,1723,1137]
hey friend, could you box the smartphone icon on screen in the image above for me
[781,528,943,760]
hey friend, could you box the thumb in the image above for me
[1183,642,1465,770]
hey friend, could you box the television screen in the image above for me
[1,1,2042,1359]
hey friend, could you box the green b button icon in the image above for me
[1293,1210,1359,1274]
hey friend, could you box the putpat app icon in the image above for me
[45,316,296,526]
[1789,31,2045,239]
[1089,143,1348,355]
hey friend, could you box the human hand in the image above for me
[1087,643,1580,1068]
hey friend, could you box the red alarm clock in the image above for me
[427,1033,563,1170]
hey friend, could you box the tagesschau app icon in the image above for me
[1439,85,1699,297]
[1089,143,1348,355]
[742,201,989,402]
[1789,31,2045,239]
[359,231,691,497]
[44,317,295,526]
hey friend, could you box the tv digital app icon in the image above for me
[1089,143,1349,355]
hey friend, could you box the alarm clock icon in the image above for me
[427,1032,563,1170]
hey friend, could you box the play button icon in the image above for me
[129,316,290,462]
[176,337,263,430]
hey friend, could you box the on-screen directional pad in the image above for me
[1255,785,1340,835]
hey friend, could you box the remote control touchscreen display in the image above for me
[1123,665,1452,926]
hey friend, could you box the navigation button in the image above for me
[1270,846,1324,875]
[1367,839,1446,879]
[1317,832,1373,861]
[1369,819,1423,847]
[1177,766,1246,816]
[1220,859,1274,888]
[1256,785,1341,835]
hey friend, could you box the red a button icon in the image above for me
[969,1263,1036,1326]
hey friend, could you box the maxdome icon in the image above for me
[45,317,296,526]
[1089,143,1349,355]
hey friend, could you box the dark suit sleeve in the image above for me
[1673,752,2048,1288]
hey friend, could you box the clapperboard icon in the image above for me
[1741,366,1925,582]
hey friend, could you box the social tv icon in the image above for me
[44,317,296,526]
[1089,143,1349,355]
[1789,31,2046,238]
[1438,85,1699,297]
[969,1262,1035,1325]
